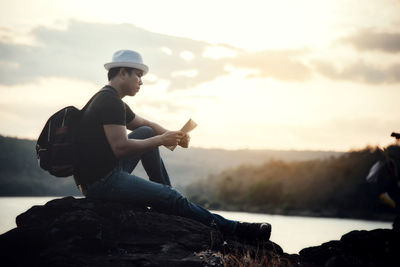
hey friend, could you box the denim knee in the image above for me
[128,126,156,140]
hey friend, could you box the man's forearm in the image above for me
[106,124,183,158]
[115,135,163,158]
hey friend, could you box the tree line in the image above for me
[185,146,394,220]
[0,135,341,196]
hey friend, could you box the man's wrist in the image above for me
[154,135,163,146]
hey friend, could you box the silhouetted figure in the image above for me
[366,132,400,230]
[73,49,271,241]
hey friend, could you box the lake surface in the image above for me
[0,197,392,254]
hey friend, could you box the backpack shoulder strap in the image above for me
[81,86,117,111]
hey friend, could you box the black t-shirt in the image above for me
[75,85,135,184]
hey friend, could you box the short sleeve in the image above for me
[124,103,135,124]
[98,94,126,125]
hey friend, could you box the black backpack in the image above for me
[36,87,113,177]
[36,106,81,177]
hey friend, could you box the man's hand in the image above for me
[160,131,184,146]
[178,133,191,148]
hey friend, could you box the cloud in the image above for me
[231,49,311,81]
[342,28,400,53]
[313,28,400,84]
[0,20,312,89]
[313,60,400,84]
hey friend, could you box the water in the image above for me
[0,197,57,235]
[0,197,392,254]
[212,210,391,254]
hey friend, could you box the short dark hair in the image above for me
[107,67,134,81]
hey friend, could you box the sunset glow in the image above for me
[1,0,400,151]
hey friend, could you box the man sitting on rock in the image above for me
[73,49,271,241]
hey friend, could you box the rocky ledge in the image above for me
[0,197,399,267]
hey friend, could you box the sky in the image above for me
[0,0,399,151]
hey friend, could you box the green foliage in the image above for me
[186,146,392,219]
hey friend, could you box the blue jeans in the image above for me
[86,126,237,234]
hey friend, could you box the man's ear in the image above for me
[119,68,127,79]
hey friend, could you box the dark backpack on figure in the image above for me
[36,106,81,177]
[36,87,114,177]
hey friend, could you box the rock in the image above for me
[393,215,400,232]
[0,197,284,267]
[299,240,345,266]
[1,196,398,266]
[300,228,400,267]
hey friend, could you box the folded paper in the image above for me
[166,119,197,151]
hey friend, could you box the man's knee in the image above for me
[128,126,156,140]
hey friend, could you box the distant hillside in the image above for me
[0,135,342,196]
[185,147,395,220]
[0,136,80,196]
[159,147,342,188]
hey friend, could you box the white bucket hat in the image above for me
[104,50,149,75]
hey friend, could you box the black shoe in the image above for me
[234,222,271,241]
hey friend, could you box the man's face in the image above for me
[123,68,143,96]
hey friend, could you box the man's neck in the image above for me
[108,81,124,99]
